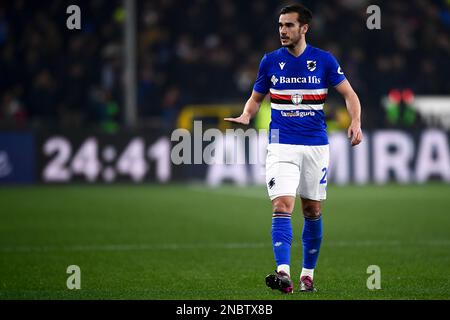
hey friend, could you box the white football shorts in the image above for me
[265,143,330,201]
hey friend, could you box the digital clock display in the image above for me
[40,135,171,183]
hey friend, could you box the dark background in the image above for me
[0,0,448,131]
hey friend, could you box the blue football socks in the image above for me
[302,215,323,269]
[271,212,293,268]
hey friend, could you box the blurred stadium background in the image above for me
[0,0,449,299]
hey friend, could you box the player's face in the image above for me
[279,13,305,48]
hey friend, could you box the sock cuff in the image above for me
[273,212,292,219]
[304,214,322,221]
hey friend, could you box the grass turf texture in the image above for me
[0,184,449,300]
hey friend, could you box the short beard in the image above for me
[281,36,301,49]
[281,40,299,49]
[282,43,296,49]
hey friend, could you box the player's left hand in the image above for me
[348,121,363,146]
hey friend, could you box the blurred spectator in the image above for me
[28,69,59,127]
[161,85,183,130]
[0,92,26,127]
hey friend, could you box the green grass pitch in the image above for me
[0,184,449,299]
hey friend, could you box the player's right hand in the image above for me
[224,112,251,125]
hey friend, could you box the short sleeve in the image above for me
[326,53,346,87]
[253,54,270,94]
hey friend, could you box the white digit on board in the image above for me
[43,137,72,182]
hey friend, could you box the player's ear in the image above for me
[301,23,309,34]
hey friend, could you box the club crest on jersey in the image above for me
[307,60,317,71]
[291,93,303,105]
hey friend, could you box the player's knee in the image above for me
[302,204,321,219]
[272,198,294,214]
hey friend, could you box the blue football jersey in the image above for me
[253,44,346,145]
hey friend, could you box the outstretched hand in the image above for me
[224,113,251,125]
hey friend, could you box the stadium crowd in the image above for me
[0,0,449,130]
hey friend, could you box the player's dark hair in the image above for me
[279,3,312,26]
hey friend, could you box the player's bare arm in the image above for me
[335,79,363,146]
[224,90,265,125]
